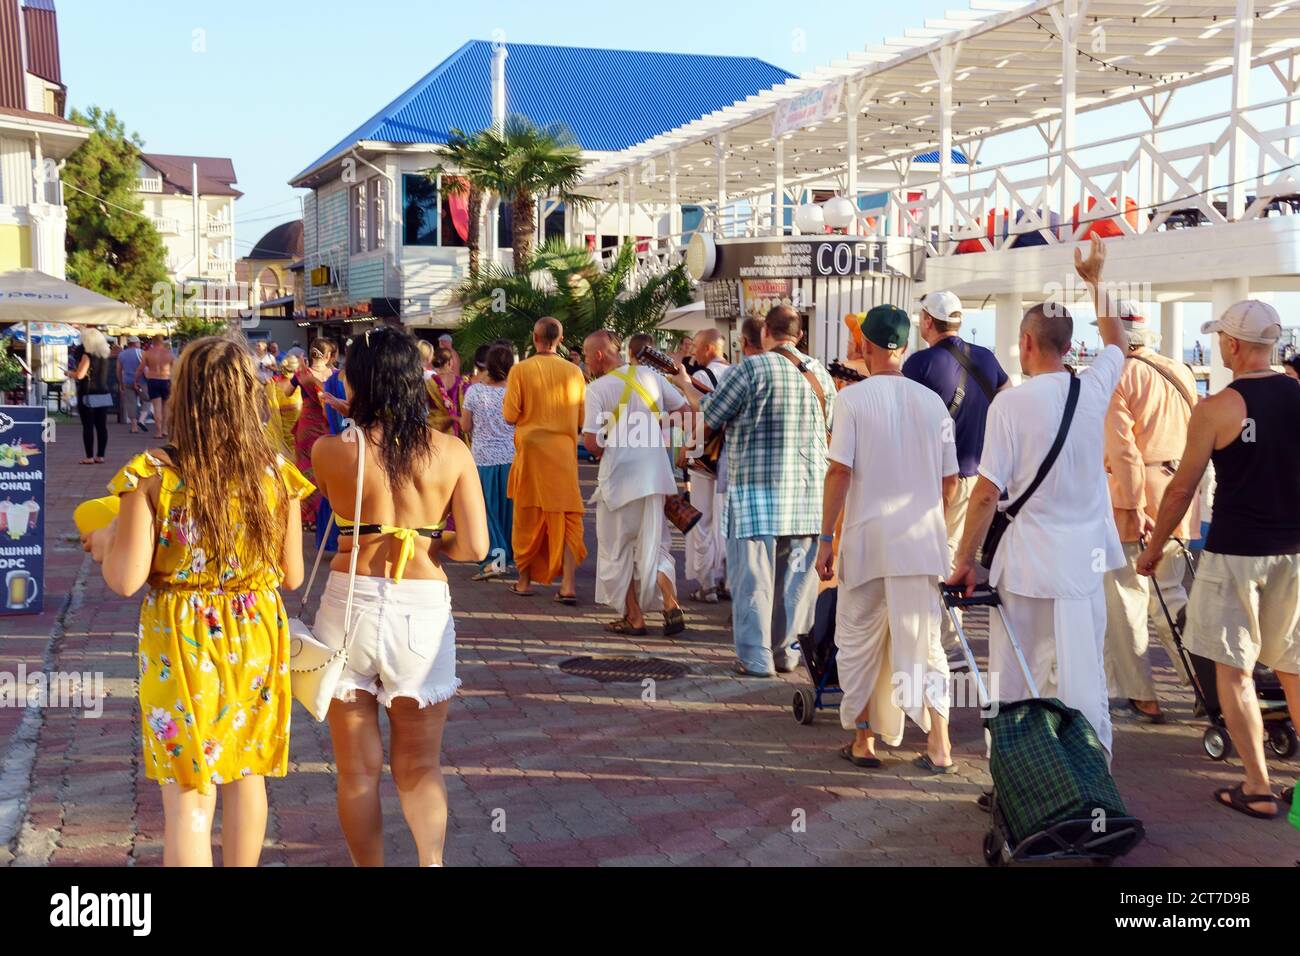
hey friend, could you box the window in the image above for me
[350,181,368,253]
[403,174,438,247]
[543,202,565,243]
[367,176,385,251]
[438,176,468,248]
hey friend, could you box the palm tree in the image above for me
[433,117,591,271]
[427,129,494,276]
[454,238,694,358]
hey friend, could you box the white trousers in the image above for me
[835,575,950,747]
[686,473,725,590]
[1103,539,1189,701]
[594,493,666,615]
[991,588,1113,759]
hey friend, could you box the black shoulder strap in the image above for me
[699,366,718,389]
[934,337,997,408]
[1005,373,1081,519]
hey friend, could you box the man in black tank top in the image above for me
[1137,300,1300,820]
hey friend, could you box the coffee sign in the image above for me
[712,238,887,280]
[0,407,45,615]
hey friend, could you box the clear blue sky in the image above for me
[58,0,1283,351]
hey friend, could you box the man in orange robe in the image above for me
[503,317,588,599]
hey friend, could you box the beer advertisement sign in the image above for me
[0,406,45,615]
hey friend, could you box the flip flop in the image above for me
[913,753,959,775]
[731,661,774,679]
[1282,787,1294,806]
[1127,699,1167,724]
[839,743,882,769]
[1214,783,1279,820]
[603,617,647,636]
[662,607,686,636]
[507,583,535,597]
[553,593,578,606]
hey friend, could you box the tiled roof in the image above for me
[246,220,303,260]
[292,40,794,183]
[140,153,243,199]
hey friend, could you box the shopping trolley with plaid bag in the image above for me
[940,583,1145,866]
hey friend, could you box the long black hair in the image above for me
[344,326,434,486]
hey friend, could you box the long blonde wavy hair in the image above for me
[168,336,286,573]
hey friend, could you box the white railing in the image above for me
[152,215,180,234]
[137,176,162,193]
[206,217,231,237]
[916,93,1300,257]
[661,92,1300,265]
[205,258,233,276]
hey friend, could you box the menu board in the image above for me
[741,278,795,320]
[0,407,45,615]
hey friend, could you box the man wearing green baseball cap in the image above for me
[816,303,960,772]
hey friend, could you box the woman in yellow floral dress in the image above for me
[84,336,312,867]
[264,354,303,457]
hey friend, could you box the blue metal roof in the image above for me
[916,148,970,164]
[293,40,794,183]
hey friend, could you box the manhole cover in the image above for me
[558,656,688,683]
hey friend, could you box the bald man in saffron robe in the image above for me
[503,317,588,599]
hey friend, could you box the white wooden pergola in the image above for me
[576,0,1300,386]
[579,0,1299,231]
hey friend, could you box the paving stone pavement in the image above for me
[1,417,1297,866]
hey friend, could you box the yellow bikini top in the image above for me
[334,516,446,582]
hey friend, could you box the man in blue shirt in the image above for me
[902,291,1009,662]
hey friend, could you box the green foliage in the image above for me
[431,116,592,270]
[171,314,229,345]
[454,239,694,360]
[62,107,169,311]
[0,350,25,393]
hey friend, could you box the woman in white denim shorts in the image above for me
[312,327,488,866]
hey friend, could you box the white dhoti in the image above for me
[991,588,1113,759]
[686,472,725,591]
[835,575,950,747]
[1103,539,1189,701]
[594,493,666,615]
[657,513,677,593]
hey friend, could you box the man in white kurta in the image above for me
[686,330,731,601]
[816,305,959,771]
[948,237,1130,761]
[582,332,695,634]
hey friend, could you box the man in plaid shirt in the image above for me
[703,306,835,676]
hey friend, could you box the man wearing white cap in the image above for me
[904,289,1009,666]
[1137,298,1300,820]
[948,236,1128,763]
[1098,300,1199,724]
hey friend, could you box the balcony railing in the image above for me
[206,217,232,237]
[152,216,180,235]
[137,176,162,193]
[889,93,1300,257]
[205,258,233,276]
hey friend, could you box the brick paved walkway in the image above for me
[1,417,1296,866]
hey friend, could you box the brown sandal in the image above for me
[604,617,647,636]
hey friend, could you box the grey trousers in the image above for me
[725,534,819,674]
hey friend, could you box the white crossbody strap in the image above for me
[342,425,365,632]
[297,424,366,631]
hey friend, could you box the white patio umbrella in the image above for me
[0,270,134,405]
[659,300,712,332]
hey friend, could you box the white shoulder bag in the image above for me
[287,425,366,720]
